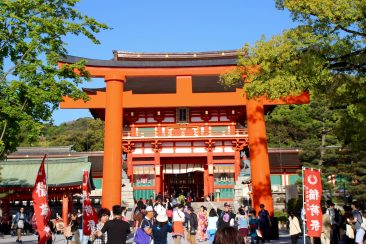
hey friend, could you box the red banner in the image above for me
[32,155,51,244]
[83,198,98,235]
[82,170,98,235]
[304,168,322,237]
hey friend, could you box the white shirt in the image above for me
[173,209,185,222]
[154,204,166,216]
[207,216,219,230]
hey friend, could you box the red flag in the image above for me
[82,170,98,235]
[83,198,98,235]
[304,168,323,237]
[32,155,51,244]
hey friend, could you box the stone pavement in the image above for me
[0,231,294,244]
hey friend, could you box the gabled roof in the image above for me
[0,157,93,188]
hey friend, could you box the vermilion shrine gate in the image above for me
[59,50,309,215]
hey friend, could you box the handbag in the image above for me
[64,225,72,238]
[256,228,263,238]
[166,209,173,218]
[134,220,151,244]
[17,220,24,229]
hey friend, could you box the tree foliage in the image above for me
[36,118,105,151]
[221,0,366,201]
[0,0,109,158]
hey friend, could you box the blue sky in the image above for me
[53,0,295,125]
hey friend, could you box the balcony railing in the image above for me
[123,127,248,139]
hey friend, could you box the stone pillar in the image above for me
[102,73,124,209]
[246,98,274,216]
[62,193,69,227]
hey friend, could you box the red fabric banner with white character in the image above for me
[32,155,52,244]
[82,170,98,235]
[304,168,323,237]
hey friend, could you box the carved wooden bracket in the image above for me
[205,139,216,152]
[151,140,162,153]
[122,141,135,153]
[232,138,247,151]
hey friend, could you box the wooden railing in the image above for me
[123,127,248,139]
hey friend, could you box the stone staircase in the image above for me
[121,170,135,220]
[233,161,251,206]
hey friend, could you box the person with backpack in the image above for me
[349,201,365,244]
[172,204,185,244]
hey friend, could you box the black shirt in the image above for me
[217,209,235,230]
[101,219,131,244]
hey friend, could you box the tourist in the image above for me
[164,197,173,221]
[133,206,145,231]
[97,205,131,244]
[172,204,185,244]
[121,206,129,222]
[197,206,208,241]
[140,206,154,241]
[349,201,365,244]
[236,208,249,243]
[147,196,154,207]
[216,202,235,230]
[152,212,172,244]
[258,204,271,243]
[12,207,28,243]
[343,206,355,244]
[321,207,332,244]
[327,202,341,244]
[249,210,260,244]
[288,211,301,244]
[137,198,145,210]
[207,208,219,244]
[89,208,110,244]
[156,192,163,202]
[213,226,244,244]
[186,206,198,244]
[154,198,166,216]
[178,192,185,206]
[77,209,84,244]
[68,212,81,244]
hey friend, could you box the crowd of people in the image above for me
[3,196,366,244]
[130,195,273,244]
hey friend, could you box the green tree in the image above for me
[0,0,109,158]
[222,0,366,201]
[45,118,105,151]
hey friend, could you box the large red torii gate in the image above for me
[59,51,309,215]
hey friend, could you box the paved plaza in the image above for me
[0,231,293,244]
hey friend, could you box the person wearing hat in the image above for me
[141,206,154,237]
[217,202,236,230]
[152,212,172,244]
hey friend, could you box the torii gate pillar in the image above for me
[102,73,125,210]
[246,98,274,216]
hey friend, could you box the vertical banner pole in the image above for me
[302,166,306,244]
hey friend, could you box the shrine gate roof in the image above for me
[60,50,238,68]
